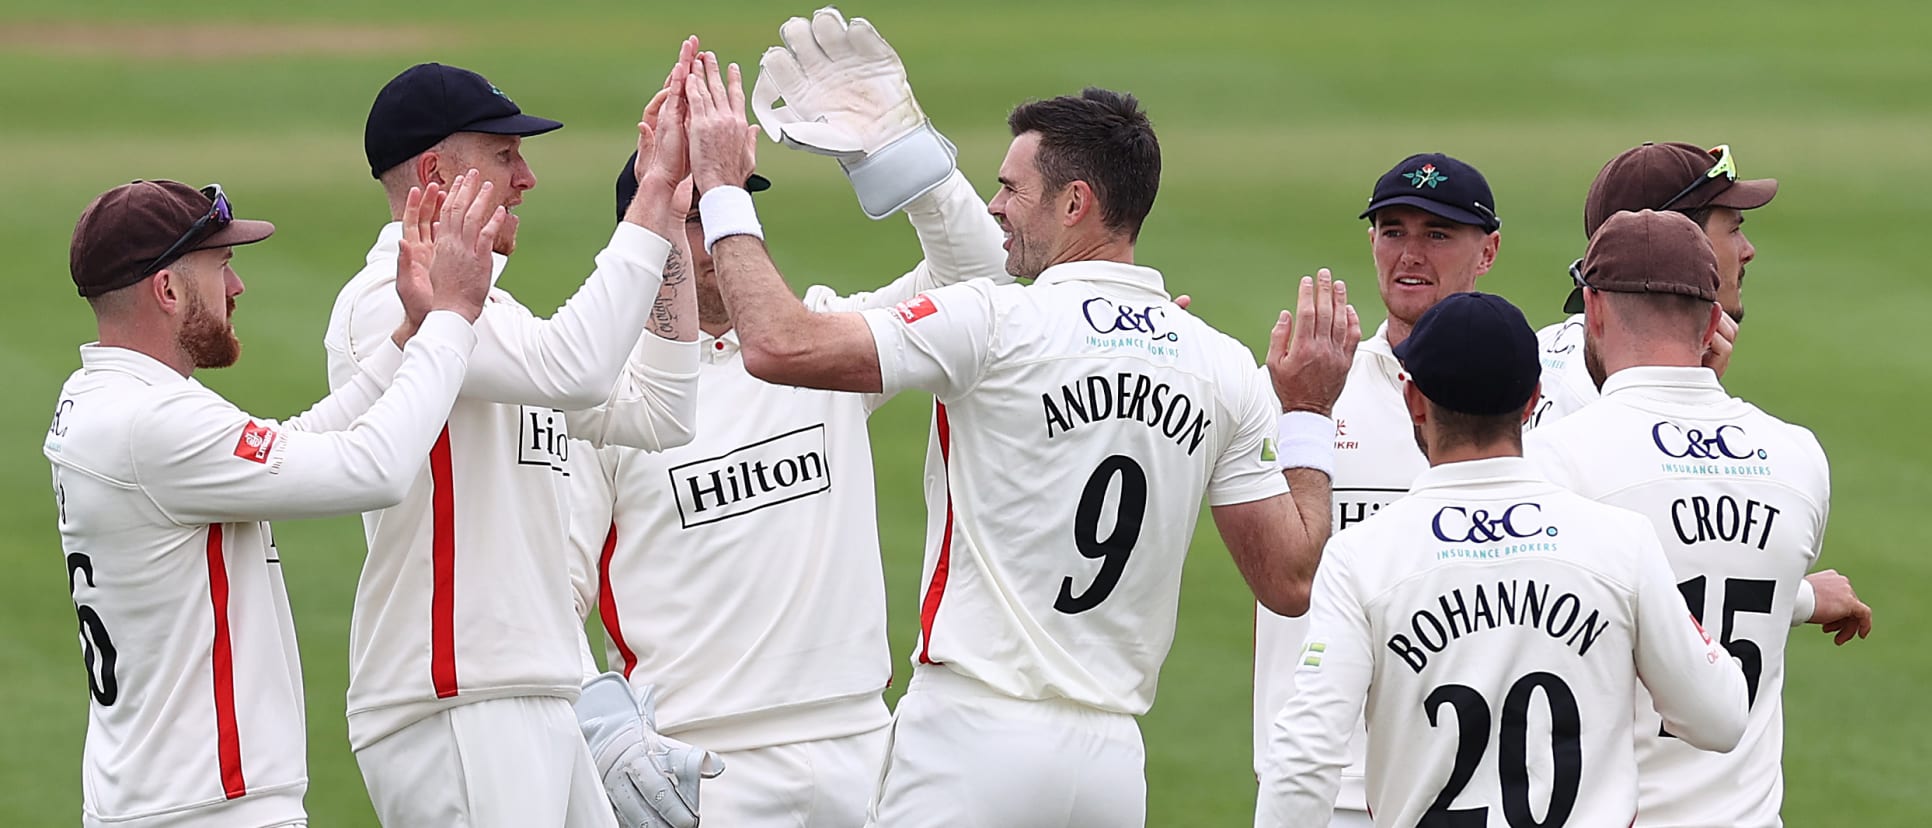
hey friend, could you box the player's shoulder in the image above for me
[1730,399,1831,482]
[1535,313,1586,350]
[1525,393,1622,448]
[51,371,230,474]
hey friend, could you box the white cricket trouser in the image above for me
[1324,810,1373,828]
[700,725,890,827]
[355,695,617,828]
[865,666,1146,828]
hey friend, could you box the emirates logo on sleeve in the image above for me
[233,421,279,464]
[893,294,939,324]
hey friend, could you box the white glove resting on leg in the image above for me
[576,673,724,828]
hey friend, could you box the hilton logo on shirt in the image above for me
[1333,487,1403,531]
[519,406,570,475]
[670,424,831,528]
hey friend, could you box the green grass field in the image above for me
[4,1,1928,823]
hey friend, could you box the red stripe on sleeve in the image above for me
[917,403,955,665]
[597,523,639,678]
[205,525,247,799]
[430,426,459,698]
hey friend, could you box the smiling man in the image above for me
[325,57,707,827]
[680,52,1355,824]
[1252,152,1502,828]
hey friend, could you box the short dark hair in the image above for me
[1007,87,1161,240]
[1429,402,1525,454]
[1601,290,1713,344]
[1678,206,1714,230]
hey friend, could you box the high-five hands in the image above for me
[1268,269,1360,416]
[751,6,957,218]
[684,52,759,195]
[427,171,508,323]
[392,181,445,346]
[389,172,504,345]
[635,36,701,191]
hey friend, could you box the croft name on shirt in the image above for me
[1671,495,1780,550]
[1041,372,1211,455]
[1387,578,1612,674]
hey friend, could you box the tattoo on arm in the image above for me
[648,249,687,338]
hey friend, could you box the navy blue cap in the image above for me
[1391,292,1540,416]
[365,63,563,179]
[614,151,770,222]
[1359,153,1501,233]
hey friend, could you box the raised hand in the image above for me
[751,7,956,218]
[391,182,444,346]
[753,8,924,155]
[638,36,700,188]
[684,52,757,194]
[427,170,508,322]
[1267,269,1360,416]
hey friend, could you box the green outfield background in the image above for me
[3,1,1927,823]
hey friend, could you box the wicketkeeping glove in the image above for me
[576,673,725,828]
[752,6,957,219]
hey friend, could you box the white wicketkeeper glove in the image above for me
[576,673,724,828]
[752,6,957,219]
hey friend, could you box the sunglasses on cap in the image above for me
[1657,145,1737,211]
[142,184,232,276]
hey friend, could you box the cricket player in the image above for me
[325,53,708,827]
[1532,141,1767,425]
[1525,209,1863,828]
[1251,152,1502,828]
[567,11,1008,826]
[47,175,501,827]
[680,51,1355,825]
[1258,291,1749,828]
[1530,140,1870,647]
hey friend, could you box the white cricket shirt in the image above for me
[1531,313,1595,428]
[1253,322,1428,811]
[44,313,476,827]
[566,171,1010,751]
[325,221,700,750]
[1257,457,1748,828]
[861,259,1288,715]
[1525,366,1830,828]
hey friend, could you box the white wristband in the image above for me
[1276,411,1337,478]
[699,186,763,254]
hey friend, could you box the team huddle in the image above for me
[43,6,1872,828]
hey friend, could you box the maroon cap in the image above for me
[1580,210,1719,303]
[1583,142,1778,238]
[70,180,275,298]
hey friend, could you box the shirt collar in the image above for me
[1360,320,1395,359]
[1408,456,1547,493]
[700,327,740,362]
[1033,260,1169,298]
[1357,320,1409,385]
[1600,365,1725,400]
[77,344,194,386]
[371,221,510,287]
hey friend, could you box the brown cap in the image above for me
[1583,141,1777,238]
[69,180,276,298]
[1580,210,1719,303]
